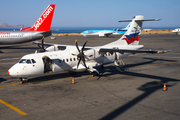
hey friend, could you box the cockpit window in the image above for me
[19,59,35,64]
[19,59,26,63]
[31,59,36,63]
[26,59,31,64]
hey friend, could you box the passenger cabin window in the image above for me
[66,59,68,62]
[74,58,76,61]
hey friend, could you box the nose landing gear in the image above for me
[20,78,28,84]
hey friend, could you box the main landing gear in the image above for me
[90,71,99,77]
[114,57,125,72]
[88,69,99,77]
[20,78,28,84]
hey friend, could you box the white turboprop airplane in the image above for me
[8,15,169,83]
[0,4,55,45]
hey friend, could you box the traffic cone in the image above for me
[163,83,167,91]
[72,77,75,84]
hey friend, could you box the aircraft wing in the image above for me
[32,41,92,50]
[32,41,59,47]
[99,48,170,54]
[32,41,67,49]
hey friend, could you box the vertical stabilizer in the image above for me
[21,4,55,31]
[121,22,131,30]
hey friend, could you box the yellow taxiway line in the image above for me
[0,99,27,115]
[0,83,20,87]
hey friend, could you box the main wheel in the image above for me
[91,71,99,77]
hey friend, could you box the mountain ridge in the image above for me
[0,23,28,28]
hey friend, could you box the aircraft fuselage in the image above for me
[0,31,45,44]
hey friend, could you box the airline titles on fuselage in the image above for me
[0,32,25,38]
[0,32,10,35]
[88,31,93,33]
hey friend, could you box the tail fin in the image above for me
[105,15,160,46]
[21,4,55,31]
[120,16,144,45]
[121,22,131,30]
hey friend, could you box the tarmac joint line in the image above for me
[0,99,27,115]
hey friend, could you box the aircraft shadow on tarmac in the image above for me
[0,44,38,53]
[98,58,180,120]
[27,57,179,83]
[97,57,178,80]
[0,78,7,82]
[99,79,178,120]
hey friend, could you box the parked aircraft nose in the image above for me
[8,64,19,77]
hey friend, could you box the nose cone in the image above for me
[8,71,10,75]
[8,63,19,77]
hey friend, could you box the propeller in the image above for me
[72,39,88,69]
[37,36,45,52]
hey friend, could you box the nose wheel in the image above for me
[20,78,28,84]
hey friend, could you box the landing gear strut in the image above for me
[114,54,125,72]
[20,78,28,84]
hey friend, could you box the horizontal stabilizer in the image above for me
[40,30,53,37]
[135,19,161,22]
[119,19,161,22]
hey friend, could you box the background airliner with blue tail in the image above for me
[81,22,131,37]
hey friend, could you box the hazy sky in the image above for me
[0,0,180,27]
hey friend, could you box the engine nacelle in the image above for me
[45,45,59,52]
[84,49,102,60]
[99,33,105,36]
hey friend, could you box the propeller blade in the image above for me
[75,39,80,53]
[71,53,77,56]
[82,41,88,52]
[42,36,45,52]
[37,41,42,49]
[82,58,88,69]
[77,57,81,69]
